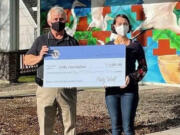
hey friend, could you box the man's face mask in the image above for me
[115,25,129,36]
[51,21,65,32]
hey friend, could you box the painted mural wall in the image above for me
[40,0,180,85]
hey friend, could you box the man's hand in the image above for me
[120,76,130,89]
[39,45,49,61]
[24,45,48,66]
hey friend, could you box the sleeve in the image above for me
[26,37,40,55]
[74,39,79,46]
[129,44,148,82]
[105,41,114,45]
[70,36,79,46]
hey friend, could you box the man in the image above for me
[24,6,78,135]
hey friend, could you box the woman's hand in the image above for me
[114,36,121,44]
[120,76,130,89]
[114,36,130,45]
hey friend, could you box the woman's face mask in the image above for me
[115,24,129,36]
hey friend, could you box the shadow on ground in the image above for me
[135,94,180,134]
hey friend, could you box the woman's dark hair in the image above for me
[111,14,132,34]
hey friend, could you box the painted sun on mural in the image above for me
[40,0,180,84]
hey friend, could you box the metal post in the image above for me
[37,0,40,36]
[10,0,19,51]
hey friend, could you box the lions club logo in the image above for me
[52,50,60,59]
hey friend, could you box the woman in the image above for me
[105,14,147,135]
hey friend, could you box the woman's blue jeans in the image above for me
[105,92,139,135]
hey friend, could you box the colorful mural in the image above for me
[40,0,180,84]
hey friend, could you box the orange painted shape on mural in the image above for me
[153,39,176,56]
[92,31,111,43]
[175,2,180,10]
[103,6,111,17]
[79,39,88,46]
[64,9,71,23]
[131,5,145,21]
[76,17,89,31]
[131,30,152,46]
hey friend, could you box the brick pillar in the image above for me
[0,52,19,83]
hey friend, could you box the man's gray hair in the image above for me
[47,6,67,21]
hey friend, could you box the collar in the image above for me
[48,31,69,41]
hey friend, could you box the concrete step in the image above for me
[146,127,180,135]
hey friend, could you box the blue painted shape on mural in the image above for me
[74,7,91,17]
[41,0,144,11]
[177,51,180,55]
[105,0,143,6]
[40,0,145,11]
[41,0,90,11]
[142,37,166,83]
[41,0,73,10]
[108,5,142,31]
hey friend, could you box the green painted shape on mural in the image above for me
[40,11,48,34]
[106,37,110,43]
[74,31,97,45]
[68,16,76,29]
[88,38,97,45]
[74,31,92,40]
[173,8,180,25]
[66,22,70,27]
[153,29,180,51]
[87,14,92,25]
[91,27,102,31]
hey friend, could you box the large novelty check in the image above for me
[43,45,126,88]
